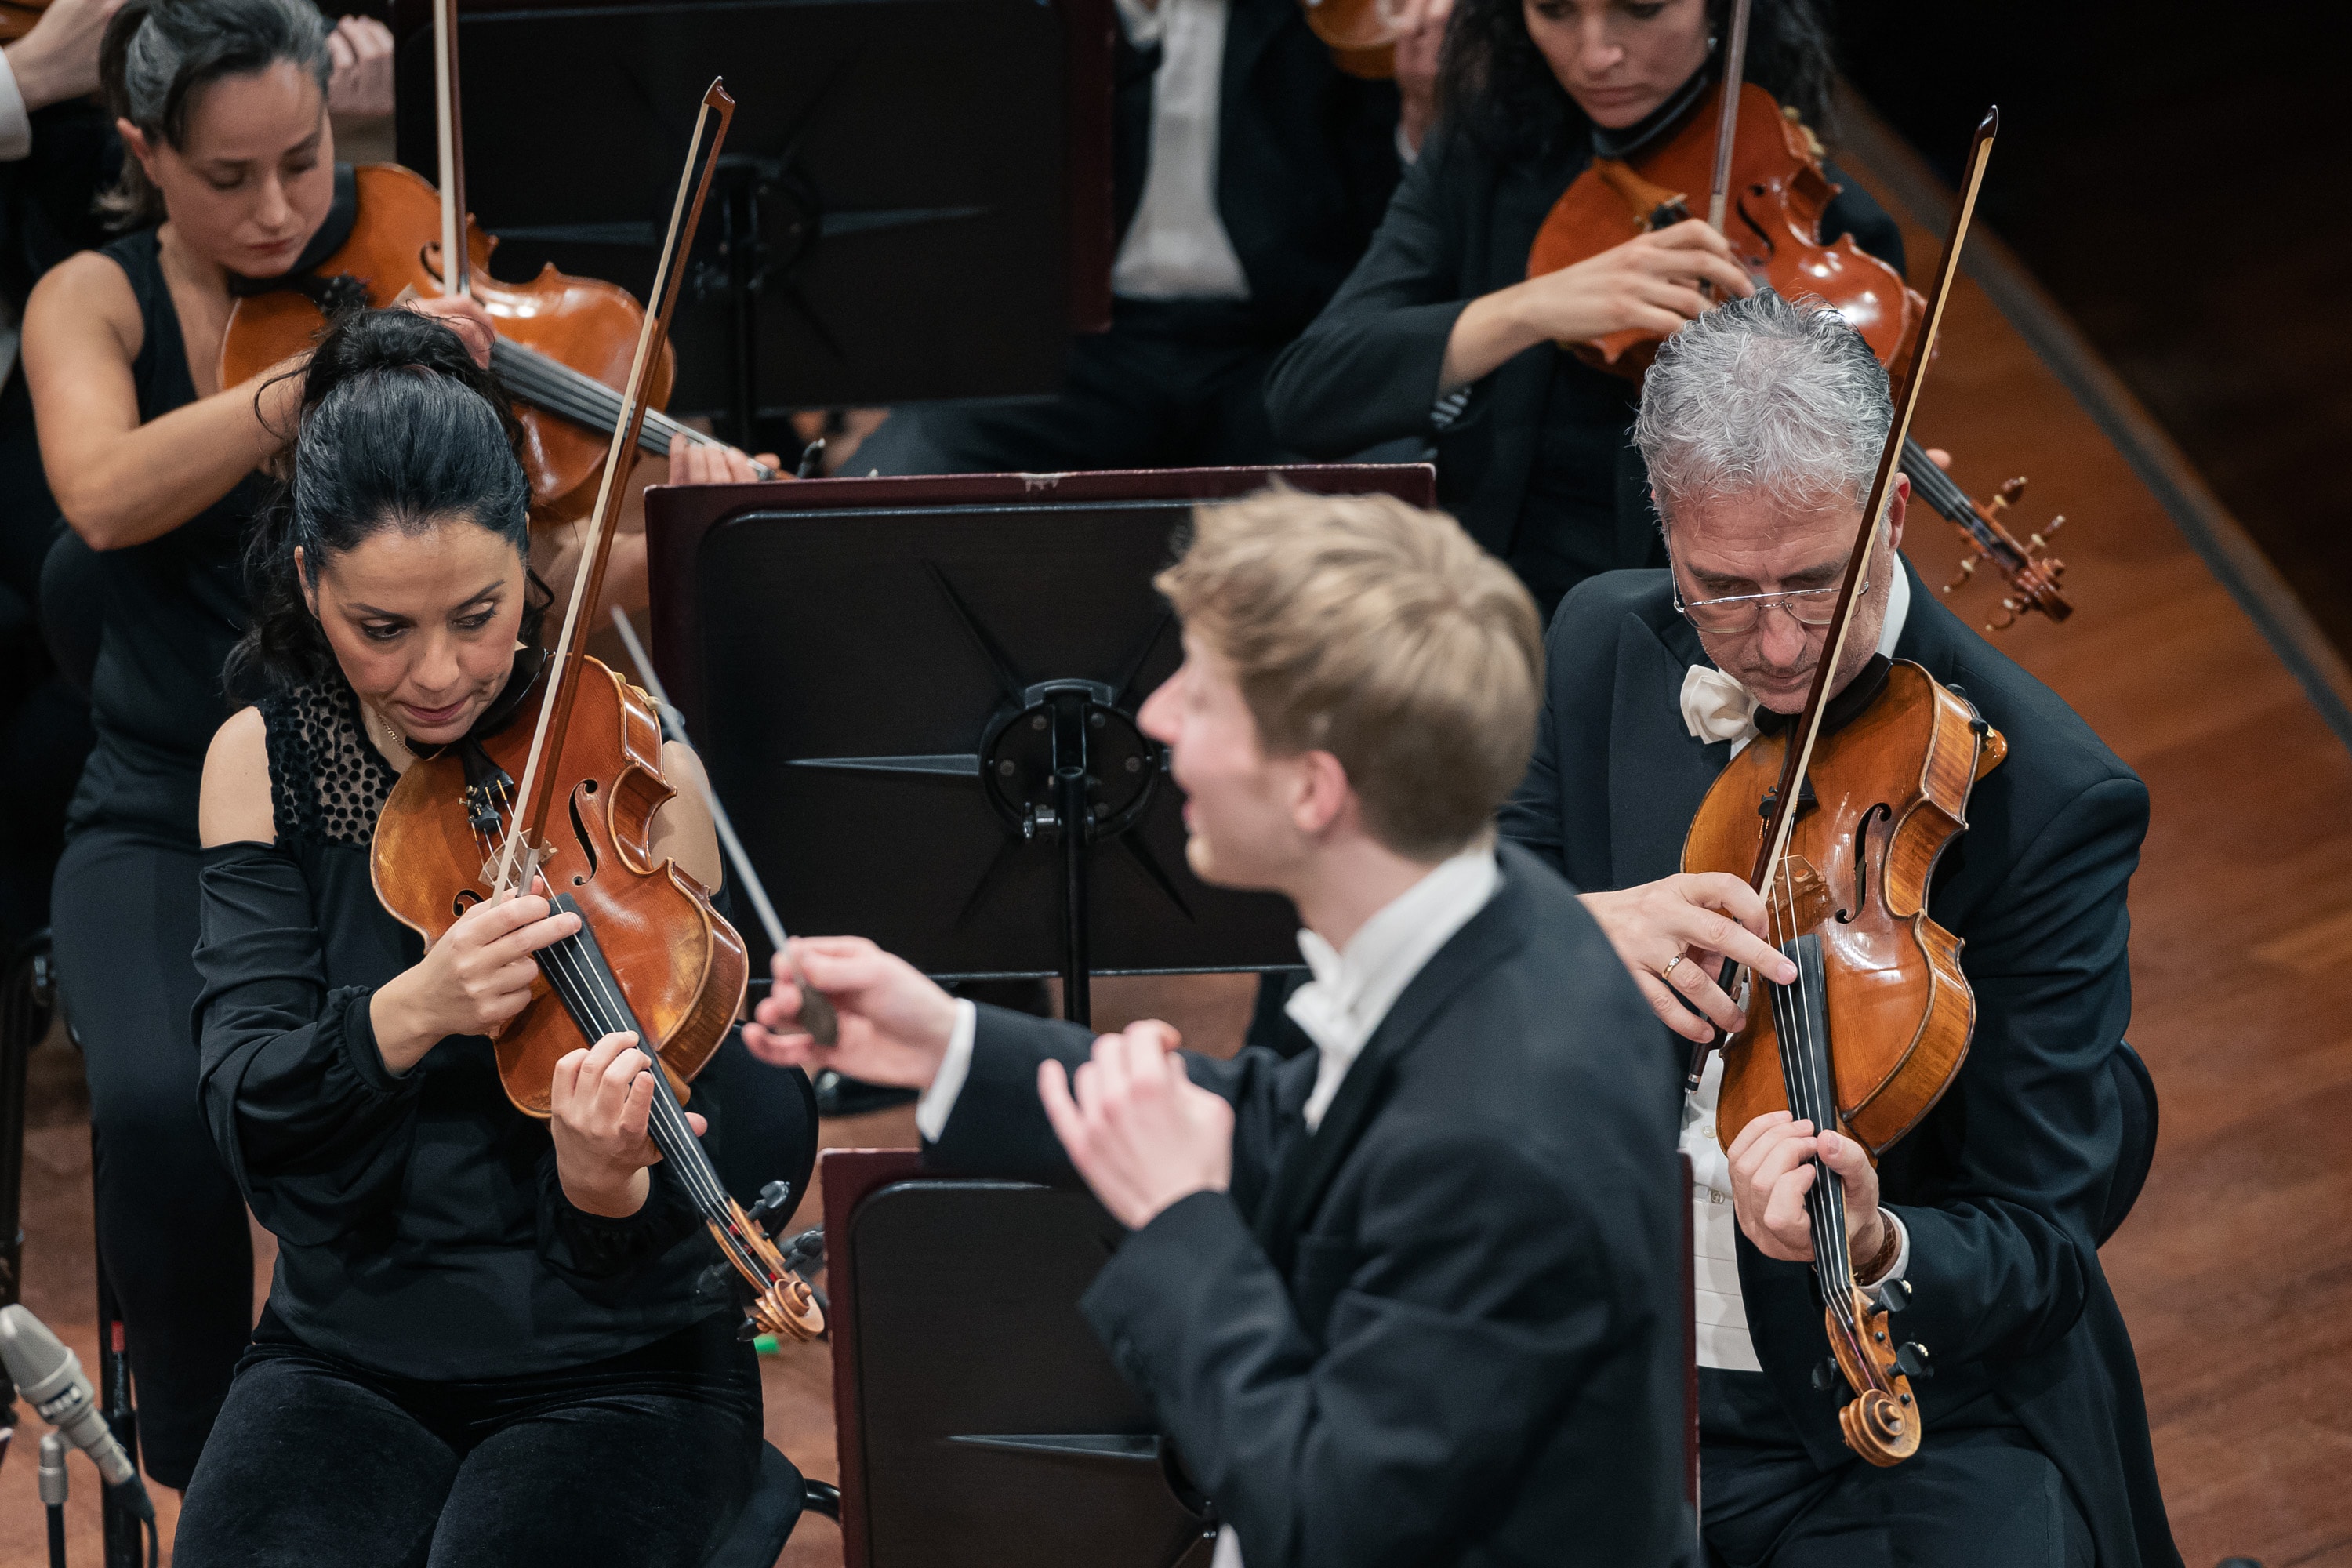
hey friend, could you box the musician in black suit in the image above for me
[1264,0,1901,626]
[852,0,1411,476]
[1499,289,2179,1566]
[746,488,1692,1567]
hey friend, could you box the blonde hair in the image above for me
[1156,486,1542,860]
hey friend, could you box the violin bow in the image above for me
[1703,0,1753,234]
[432,0,470,299]
[606,607,841,1046]
[1747,107,1998,896]
[490,82,738,897]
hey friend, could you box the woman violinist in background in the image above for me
[16,0,493,1492]
[1265,0,1906,627]
[177,305,813,1565]
[18,0,770,1494]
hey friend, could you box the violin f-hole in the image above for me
[566,788,601,885]
[1835,803,1893,924]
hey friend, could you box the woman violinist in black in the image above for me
[1264,0,1905,626]
[16,0,493,1490]
[176,307,815,1564]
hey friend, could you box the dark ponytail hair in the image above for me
[98,0,333,230]
[1435,0,1839,163]
[228,308,543,697]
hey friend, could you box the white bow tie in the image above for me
[1680,665,1759,747]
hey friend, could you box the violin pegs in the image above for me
[1995,476,2028,509]
[1810,1357,1840,1392]
[1942,557,1976,596]
[1895,1341,1933,1381]
[746,1178,794,1231]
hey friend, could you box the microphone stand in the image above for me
[41,1431,68,1568]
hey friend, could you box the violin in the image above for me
[0,0,48,42]
[1898,440,2070,629]
[1678,109,2004,1467]
[1295,0,1404,78]
[217,0,774,524]
[1523,0,2070,628]
[369,81,822,1345]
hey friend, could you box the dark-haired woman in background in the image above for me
[176,304,809,1563]
[17,0,493,1489]
[1265,0,1904,627]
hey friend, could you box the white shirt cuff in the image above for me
[0,49,33,162]
[1110,0,1165,48]
[1862,1209,1912,1309]
[913,998,979,1144]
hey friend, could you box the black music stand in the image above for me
[390,0,1116,448]
[645,465,1436,1024]
[825,1150,1218,1568]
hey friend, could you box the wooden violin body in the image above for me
[371,655,745,1117]
[1528,81,1922,379]
[1295,0,1403,77]
[1682,661,2004,1156]
[218,163,675,524]
[0,0,49,42]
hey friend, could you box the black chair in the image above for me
[702,1442,839,1567]
[2099,1040,2158,1247]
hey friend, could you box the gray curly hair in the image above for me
[1634,289,1892,524]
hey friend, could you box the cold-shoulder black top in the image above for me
[191,673,731,1377]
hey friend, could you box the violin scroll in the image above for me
[1828,1287,1922,1468]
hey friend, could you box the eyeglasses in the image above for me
[1671,573,1865,635]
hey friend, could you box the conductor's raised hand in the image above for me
[742,936,959,1089]
[549,1030,707,1218]
[1578,872,1796,1042]
[1037,1023,1232,1229]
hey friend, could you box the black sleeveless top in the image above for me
[68,227,270,836]
[190,674,724,1378]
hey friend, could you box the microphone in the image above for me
[0,1305,155,1520]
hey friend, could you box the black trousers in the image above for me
[852,296,1296,476]
[51,816,253,1490]
[173,1311,767,1568]
[1700,1369,2092,1568]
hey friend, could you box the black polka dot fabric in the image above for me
[261,679,397,848]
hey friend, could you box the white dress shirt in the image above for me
[1,49,32,388]
[919,839,1501,1145]
[1107,0,1251,300]
[916,841,1501,1568]
[0,48,31,163]
[1674,562,1915,1369]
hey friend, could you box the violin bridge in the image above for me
[482,831,558,894]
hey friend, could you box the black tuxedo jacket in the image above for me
[1498,564,2180,1566]
[1262,122,1902,560]
[1112,0,1402,336]
[928,844,1690,1568]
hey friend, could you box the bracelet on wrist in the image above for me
[1853,1207,1901,1287]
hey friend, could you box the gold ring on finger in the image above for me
[1661,954,1688,984]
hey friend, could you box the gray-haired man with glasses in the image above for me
[1500,289,2179,1567]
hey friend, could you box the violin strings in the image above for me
[533,930,737,1224]
[1769,856,1856,1339]
[489,339,731,464]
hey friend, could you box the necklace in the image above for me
[365,701,413,758]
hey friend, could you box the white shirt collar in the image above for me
[1284,840,1501,1131]
[1679,559,1912,756]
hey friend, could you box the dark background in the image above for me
[1838,1,2352,658]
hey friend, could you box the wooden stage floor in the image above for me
[4,150,2346,1568]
